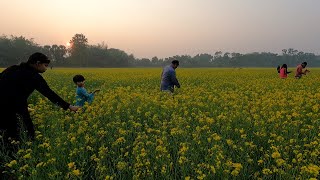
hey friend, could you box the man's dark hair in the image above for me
[73,75,85,83]
[27,52,50,64]
[302,62,307,65]
[171,60,179,65]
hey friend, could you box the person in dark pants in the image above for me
[0,52,78,153]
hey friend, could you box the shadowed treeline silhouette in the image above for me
[1,34,319,68]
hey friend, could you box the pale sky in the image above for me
[1,0,320,58]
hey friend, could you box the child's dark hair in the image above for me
[73,75,85,83]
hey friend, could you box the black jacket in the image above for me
[0,63,70,138]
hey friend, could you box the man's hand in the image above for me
[69,105,79,112]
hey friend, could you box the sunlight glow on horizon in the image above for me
[1,0,320,58]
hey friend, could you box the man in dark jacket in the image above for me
[160,60,181,93]
[0,52,78,143]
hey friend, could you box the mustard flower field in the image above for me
[1,68,320,179]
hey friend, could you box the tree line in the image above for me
[1,34,319,68]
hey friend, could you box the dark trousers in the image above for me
[0,108,20,140]
[0,110,20,179]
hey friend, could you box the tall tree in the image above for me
[69,34,88,66]
[107,48,130,67]
[87,44,109,67]
[0,35,40,66]
[51,45,67,65]
[43,45,51,59]
[194,53,213,66]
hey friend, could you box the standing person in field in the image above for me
[160,60,181,93]
[73,75,100,107]
[0,52,79,145]
[279,64,291,79]
[295,61,310,79]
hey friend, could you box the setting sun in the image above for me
[66,42,71,47]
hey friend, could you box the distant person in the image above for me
[279,64,291,79]
[160,60,180,93]
[0,52,79,147]
[295,62,310,79]
[73,75,100,107]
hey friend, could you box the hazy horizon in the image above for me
[1,0,320,59]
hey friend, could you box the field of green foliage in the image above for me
[1,68,320,179]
